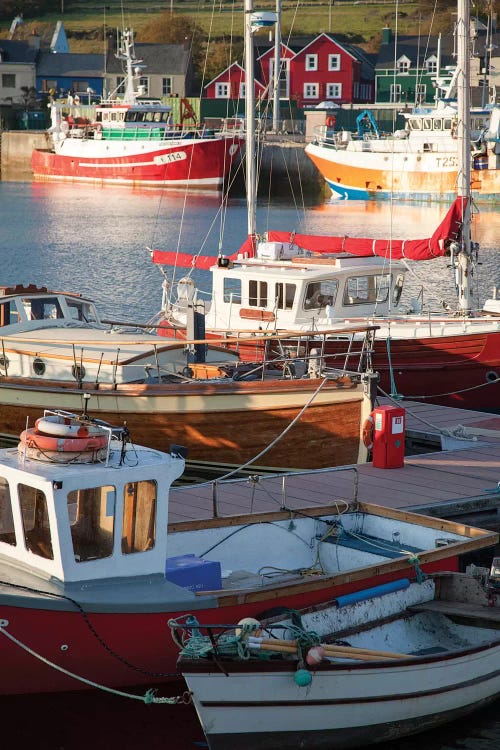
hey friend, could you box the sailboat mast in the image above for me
[245,0,257,239]
[456,0,474,315]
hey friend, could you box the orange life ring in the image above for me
[35,416,101,439]
[362,414,374,450]
[20,428,108,454]
[326,115,336,129]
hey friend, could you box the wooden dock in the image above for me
[168,399,500,526]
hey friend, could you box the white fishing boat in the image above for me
[151,0,500,412]
[177,571,500,750]
[0,408,495,696]
[32,29,243,190]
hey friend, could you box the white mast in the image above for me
[245,0,257,239]
[455,0,474,315]
[272,0,281,133]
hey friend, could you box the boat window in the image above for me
[343,274,391,306]
[0,477,16,546]
[223,278,241,304]
[444,118,453,131]
[66,299,99,323]
[122,480,157,554]
[18,484,54,560]
[422,119,433,131]
[409,119,422,131]
[275,282,296,310]
[249,280,268,307]
[0,300,20,326]
[22,296,63,321]
[304,281,337,310]
[433,119,443,131]
[68,486,115,562]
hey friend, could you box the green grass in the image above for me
[1,2,454,53]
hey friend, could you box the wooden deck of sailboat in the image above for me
[168,399,500,525]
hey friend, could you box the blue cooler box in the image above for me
[166,554,222,592]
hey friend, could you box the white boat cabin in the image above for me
[0,431,185,586]
[172,244,406,332]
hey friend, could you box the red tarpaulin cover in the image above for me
[152,197,465,268]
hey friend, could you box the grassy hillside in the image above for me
[1,2,455,54]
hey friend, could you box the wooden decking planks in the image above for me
[409,599,500,626]
[168,399,500,526]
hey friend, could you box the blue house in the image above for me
[36,52,105,100]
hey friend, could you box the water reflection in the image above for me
[0,182,499,322]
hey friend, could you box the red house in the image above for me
[204,33,374,109]
[204,61,266,101]
[288,33,374,107]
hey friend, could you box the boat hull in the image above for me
[0,377,370,471]
[305,142,500,204]
[31,135,242,189]
[158,323,500,411]
[185,652,500,750]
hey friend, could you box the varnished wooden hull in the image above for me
[0,377,370,470]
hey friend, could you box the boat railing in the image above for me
[0,325,377,388]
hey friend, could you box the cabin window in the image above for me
[392,274,404,306]
[422,118,433,131]
[22,297,63,321]
[304,281,338,310]
[122,480,158,554]
[66,299,99,323]
[328,54,340,71]
[303,83,319,99]
[343,274,391,306]
[0,477,15,546]
[68,486,115,562]
[0,300,20,326]
[162,77,172,96]
[305,54,318,71]
[215,83,230,99]
[19,484,54,560]
[416,84,426,104]
[326,83,342,99]
[223,278,241,304]
[249,280,268,307]
[275,283,296,310]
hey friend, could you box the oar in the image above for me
[248,636,409,660]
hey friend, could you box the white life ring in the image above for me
[35,415,105,439]
[20,427,108,454]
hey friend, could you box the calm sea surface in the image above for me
[1,180,499,748]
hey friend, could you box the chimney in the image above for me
[381,27,392,45]
[28,30,40,50]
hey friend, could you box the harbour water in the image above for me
[1,180,499,747]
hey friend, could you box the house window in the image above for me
[162,77,172,96]
[139,77,149,94]
[303,83,319,99]
[326,83,342,99]
[2,73,15,89]
[390,84,402,103]
[328,54,340,71]
[41,79,57,93]
[239,82,246,99]
[397,57,410,74]
[305,54,318,71]
[249,280,268,307]
[215,82,230,98]
[416,83,426,104]
[426,56,437,73]
[72,81,90,94]
[116,76,126,94]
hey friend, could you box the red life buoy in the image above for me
[362,414,374,450]
[20,428,108,454]
[326,115,336,129]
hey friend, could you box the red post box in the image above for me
[367,405,405,469]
